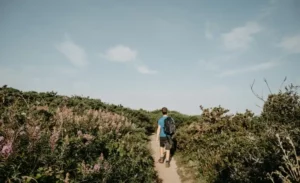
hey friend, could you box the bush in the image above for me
[262,84,300,126]
[0,87,157,182]
[174,84,300,183]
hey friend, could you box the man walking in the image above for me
[156,107,172,168]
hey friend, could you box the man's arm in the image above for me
[156,125,160,141]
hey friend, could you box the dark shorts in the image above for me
[160,136,172,150]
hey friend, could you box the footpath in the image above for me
[150,134,181,183]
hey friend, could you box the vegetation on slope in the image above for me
[174,83,300,183]
[1,81,299,183]
[0,87,158,183]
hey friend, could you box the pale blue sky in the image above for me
[0,0,299,115]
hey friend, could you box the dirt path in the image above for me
[150,134,181,183]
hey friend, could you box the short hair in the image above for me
[161,107,168,115]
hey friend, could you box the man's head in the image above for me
[161,107,168,115]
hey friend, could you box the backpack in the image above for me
[163,116,176,136]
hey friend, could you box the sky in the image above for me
[0,0,300,115]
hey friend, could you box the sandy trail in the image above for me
[150,134,181,183]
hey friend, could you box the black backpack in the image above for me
[163,116,176,136]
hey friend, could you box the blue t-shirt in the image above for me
[158,116,168,137]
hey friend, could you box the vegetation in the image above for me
[0,87,158,182]
[174,82,300,183]
[1,80,299,183]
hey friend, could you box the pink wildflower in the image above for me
[49,127,60,152]
[1,141,13,157]
[32,126,41,141]
[93,164,100,171]
[83,134,94,141]
[99,153,104,161]
[82,133,94,145]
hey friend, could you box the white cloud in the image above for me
[136,65,157,74]
[218,61,278,77]
[278,34,300,54]
[100,45,156,75]
[101,45,137,62]
[56,36,88,67]
[222,22,262,51]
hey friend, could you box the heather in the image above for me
[0,87,157,182]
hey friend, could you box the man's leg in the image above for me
[160,147,165,158]
[166,149,170,161]
[158,137,165,163]
[165,137,172,167]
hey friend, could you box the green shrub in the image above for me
[174,84,300,183]
[262,84,300,126]
[0,87,157,183]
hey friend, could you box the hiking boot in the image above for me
[165,160,170,168]
[158,157,164,163]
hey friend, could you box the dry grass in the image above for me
[267,134,300,183]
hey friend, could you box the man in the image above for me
[156,107,171,167]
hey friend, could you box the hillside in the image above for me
[1,84,300,183]
[0,86,159,182]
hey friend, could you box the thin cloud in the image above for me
[278,34,300,54]
[259,0,278,19]
[56,36,88,67]
[205,21,213,40]
[136,65,157,74]
[100,45,137,62]
[56,67,79,78]
[222,22,262,51]
[218,61,278,77]
[199,53,240,72]
[199,59,219,71]
[204,21,219,40]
